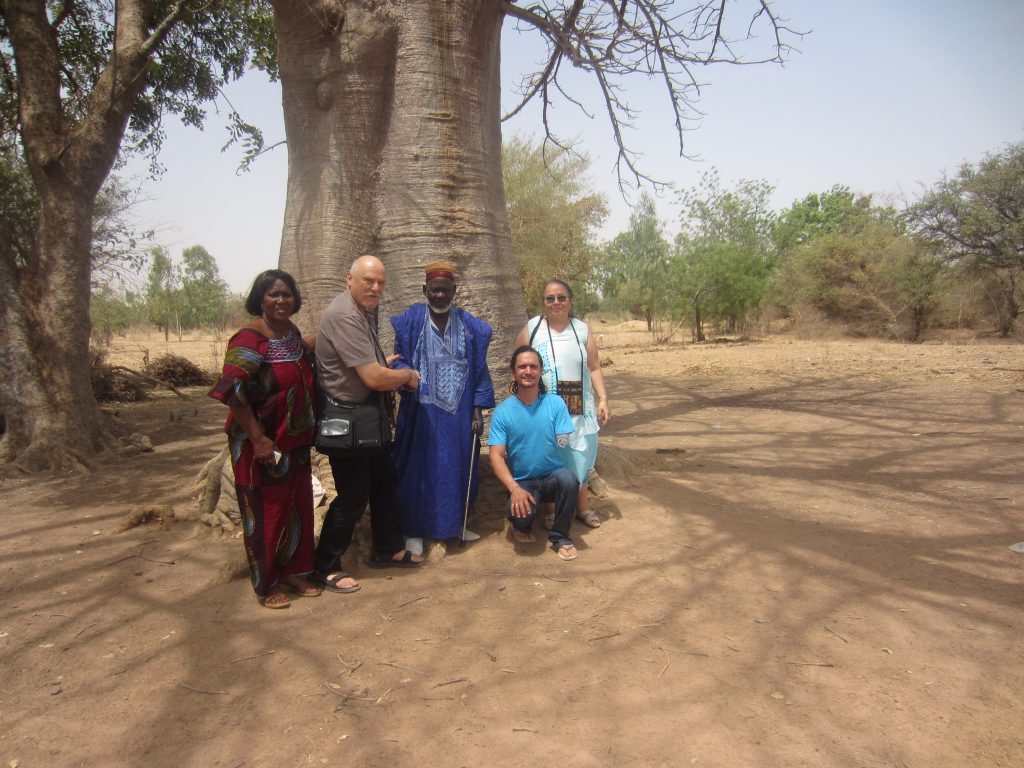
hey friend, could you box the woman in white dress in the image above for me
[514,280,610,527]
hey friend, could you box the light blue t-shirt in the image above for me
[488,393,575,481]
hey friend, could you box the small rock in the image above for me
[123,504,174,530]
[120,433,154,453]
[50,684,63,695]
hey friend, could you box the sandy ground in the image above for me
[1,324,1022,768]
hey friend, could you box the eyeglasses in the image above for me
[544,294,569,304]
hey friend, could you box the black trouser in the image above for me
[314,451,404,573]
[506,467,579,550]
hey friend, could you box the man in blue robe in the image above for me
[390,261,496,555]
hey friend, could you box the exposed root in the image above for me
[193,445,228,516]
[12,442,93,474]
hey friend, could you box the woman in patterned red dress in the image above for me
[209,270,322,609]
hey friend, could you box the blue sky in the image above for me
[125,0,1024,291]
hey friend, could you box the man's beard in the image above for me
[428,301,452,314]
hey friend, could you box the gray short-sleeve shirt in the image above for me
[316,291,384,402]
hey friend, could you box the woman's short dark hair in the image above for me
[543,279,575,317]
[543,279,574,301]
[508,345,547,394]
[245,270,302,316]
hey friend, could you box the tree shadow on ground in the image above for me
[2,366,1022,767]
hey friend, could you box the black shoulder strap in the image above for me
[528,316,542,346]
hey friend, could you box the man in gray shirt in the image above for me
[311,255,424,593]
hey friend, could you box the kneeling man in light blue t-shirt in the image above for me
[488,346,580,561]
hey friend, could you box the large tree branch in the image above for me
[63,0,193,190]
[141,0,192,57]
[4,0,66,166]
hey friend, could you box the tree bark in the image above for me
[997,271,1019,337]
[271,0,527,367]
[1,0,155,470]
[0,181,112,470]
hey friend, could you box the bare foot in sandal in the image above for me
[281,575,322,597]
[556,543,579,561]
[259,590,291,609]
[311,571,361,593]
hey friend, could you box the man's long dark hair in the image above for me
[508,345,548,395]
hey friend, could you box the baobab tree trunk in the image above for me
[271,0,527,364]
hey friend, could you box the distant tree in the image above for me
[598,192,671,331]
[221,292,252,334]
[179,245,230,330]
[909,142,1024,336]
[779,218,946,341]
[662,241,717,342]
[885,242,948,341]
[678,170,777,248]
[672,170,777,340]
[671,241,775,341]
[145,248,181,342]
[90,286,144,348]
[774,186,875,254]
[773,187,905,321]
[502,135,607,313]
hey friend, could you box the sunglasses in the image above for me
[544,294,569,304]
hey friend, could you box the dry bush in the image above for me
[786,302,851,340]
[146,353,211,387]
[90,364,152,402]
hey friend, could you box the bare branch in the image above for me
[502,0,804,194]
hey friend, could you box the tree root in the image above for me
[11,442,93,474]
[192,445,228,515]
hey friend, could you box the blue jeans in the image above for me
[506,467,579,550]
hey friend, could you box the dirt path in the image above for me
[1,330,1021,767]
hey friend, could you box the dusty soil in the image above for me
[2,324,1022,768]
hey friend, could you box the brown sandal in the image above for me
[258,590,291,609]
[282,576,323,598]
